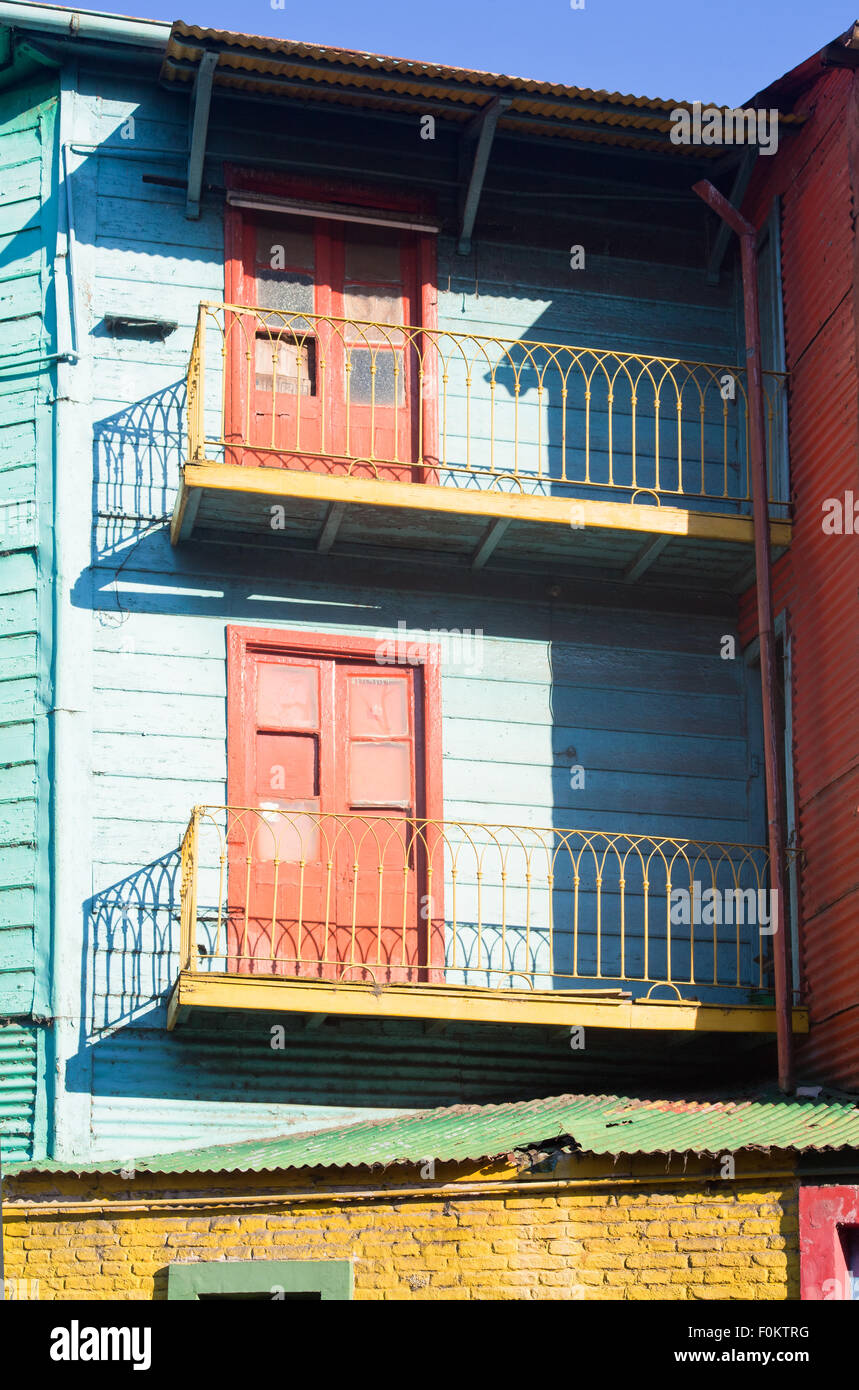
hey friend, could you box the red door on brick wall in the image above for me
[226,629,443,983]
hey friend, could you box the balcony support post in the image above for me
[693,177,794,1094]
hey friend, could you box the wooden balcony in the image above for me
[168,805,808,1037]
[170,303,792,588]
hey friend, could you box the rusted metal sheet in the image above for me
[739,66,859,1088]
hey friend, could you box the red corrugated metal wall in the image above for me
[740,66,859,1087]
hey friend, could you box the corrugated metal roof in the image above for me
[161,22,802,155]
[8,1092,859,1177]
[167,22,685,108]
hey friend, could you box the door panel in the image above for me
[228,211,422,480]
[334,226,420,479]
[240,215,330,466]
[334,666,419,981]
[228,654,334,976]
[228,643,430,982]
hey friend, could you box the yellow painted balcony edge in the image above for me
[171,461,794,549]
[167,970,810,1035]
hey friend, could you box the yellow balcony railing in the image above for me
[178,806,783,998]
[186,301,789,512]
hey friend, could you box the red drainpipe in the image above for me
[693,178,794,1094]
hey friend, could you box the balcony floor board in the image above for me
[168,969,809,1036]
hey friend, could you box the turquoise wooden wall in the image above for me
[6,63,771,1159]
[0,68,57,1161]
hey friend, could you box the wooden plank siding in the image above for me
[19,67,778,1156]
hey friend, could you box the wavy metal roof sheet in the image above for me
[167,22,684,108]
[8,1092,859,1177]
[161,22,802,155]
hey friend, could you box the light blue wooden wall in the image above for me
[33,70,766,1158]
[0,70,57,1161]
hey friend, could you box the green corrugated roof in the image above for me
[7,1092,859,1177]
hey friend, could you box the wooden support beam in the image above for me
[185,51,218,219]
[317,501,345,553]
[623,533,670,583]
[457,96,512,255]
[471,517,510,569]
[705,148,757,284]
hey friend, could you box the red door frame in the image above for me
[224,167,439,478]
[226,625,445,979]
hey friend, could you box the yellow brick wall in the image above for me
[2,1159,800,1300]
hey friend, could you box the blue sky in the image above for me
[94,0,853,104]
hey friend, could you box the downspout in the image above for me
[693,178,794,1094]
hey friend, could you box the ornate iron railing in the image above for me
[185,302,789,511]
[178,806,781,996]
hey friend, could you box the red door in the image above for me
[227,209,423,480]
[227,635,437,983]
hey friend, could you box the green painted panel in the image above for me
[167,1260,353,1301]
[0,70,58,1025]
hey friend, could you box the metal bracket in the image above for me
[457,96,512,256]
[471,517,510,569]
[623,533,670,583]
[317,502,345,554]
[705,148,757,284]
[185,50,219,220]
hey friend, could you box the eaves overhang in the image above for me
[160,19,806,159]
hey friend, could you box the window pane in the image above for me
[349,677,409,737]
[254,219,315,317]
[255,271,314,317]
[344,225,401,283]
[343,287,405,340]
[256,800,320,863]
[346,348,405,405]
[256,663,318,729]
[256,219,315,271]
[349,741,411,808]
[256,732,318,798]
[255,335,316,395]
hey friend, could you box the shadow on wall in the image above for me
[91,381,185,567]
[87,853,181,1034]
